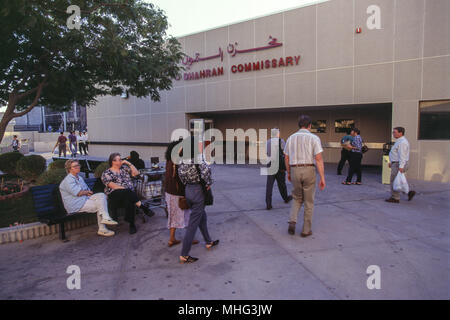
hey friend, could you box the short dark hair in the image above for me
[351,128,361,135]
[298,115,312,128]
[108,153,121,167]
[13,135,17,138]
[60,132,64,135]
[394,127,405,136]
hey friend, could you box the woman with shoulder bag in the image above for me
[177,136,219,264]
[343,128,365,185]
[164,140,199,247]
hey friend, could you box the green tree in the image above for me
[0,0,183,143]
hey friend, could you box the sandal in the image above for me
[355,182,362,185]
[179,255,198,264]
[168,239,181,247]
[206,240,220,250]
[192,240,199,245]
[342,181,352,185]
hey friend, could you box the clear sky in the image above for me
[147,0,325,37]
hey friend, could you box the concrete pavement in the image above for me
[0,164,448,299]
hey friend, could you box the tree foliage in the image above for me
[0,0,184,142]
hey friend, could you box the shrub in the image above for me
[0,152,24,176]
[16,155,46,182]
[94,162,109,178]
[36,169,67,186]
[48,159,66,171]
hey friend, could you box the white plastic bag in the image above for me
[393,172,409,194]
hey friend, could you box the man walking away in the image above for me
[337,129,353,175]
[265,128,292,210]
[386,127,416,203]
[54,132,67,158]
[68,131,78,158]
[284,115,326,237]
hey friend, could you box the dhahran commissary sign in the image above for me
[178,36,301,81]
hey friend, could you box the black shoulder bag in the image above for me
[195,164,213,206]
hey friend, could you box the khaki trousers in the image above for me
[289,166,316,234]
[79,193,113,231]
[390,161,410,200]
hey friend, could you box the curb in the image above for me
[0,215,98,245]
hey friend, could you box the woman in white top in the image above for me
[82,131,89,153]
[77,131,86,155]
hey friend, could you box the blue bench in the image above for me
[30,178,98,241]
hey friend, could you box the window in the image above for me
[419,100,450,140]
[335,119,355,133]
[311,120,327,133]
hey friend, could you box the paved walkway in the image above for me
[0,164,449,299]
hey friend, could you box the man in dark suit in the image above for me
[265,128,292,210]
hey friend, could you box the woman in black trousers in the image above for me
[343,128,364,185]
[177,136,219,263]
[101,153,154,234]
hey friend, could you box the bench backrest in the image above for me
[84,178,97,190]
[30,184,63,223]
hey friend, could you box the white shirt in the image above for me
[284,129,323,165]
[389,136,410,169]
[77,135,84,142]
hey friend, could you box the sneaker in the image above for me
[408,191,416,201]
[98,229,115,237]
[100,217,118,226]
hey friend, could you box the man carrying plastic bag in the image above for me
[393,171,409,194]
[386,127,416,204]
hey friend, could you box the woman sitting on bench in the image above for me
[59,160,118,237]
[101,153,154,235]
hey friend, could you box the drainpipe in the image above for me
[41,107,46,132]
[63,112,67,132]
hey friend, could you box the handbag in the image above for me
[178,197,189,210]
[173,163,190,210]
[361,144,369,154]
[195,164,213,206]
[361,137,369,153]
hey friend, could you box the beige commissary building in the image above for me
[87,0,450,182]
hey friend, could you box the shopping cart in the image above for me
[135,167,168,217]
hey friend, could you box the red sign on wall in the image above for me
[180,36,301,81]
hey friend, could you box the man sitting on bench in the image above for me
[59,159,118,237]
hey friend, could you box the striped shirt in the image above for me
[284,129,323,165]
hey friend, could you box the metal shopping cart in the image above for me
[135,167,168,217]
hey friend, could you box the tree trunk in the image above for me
[0,83,45,144]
